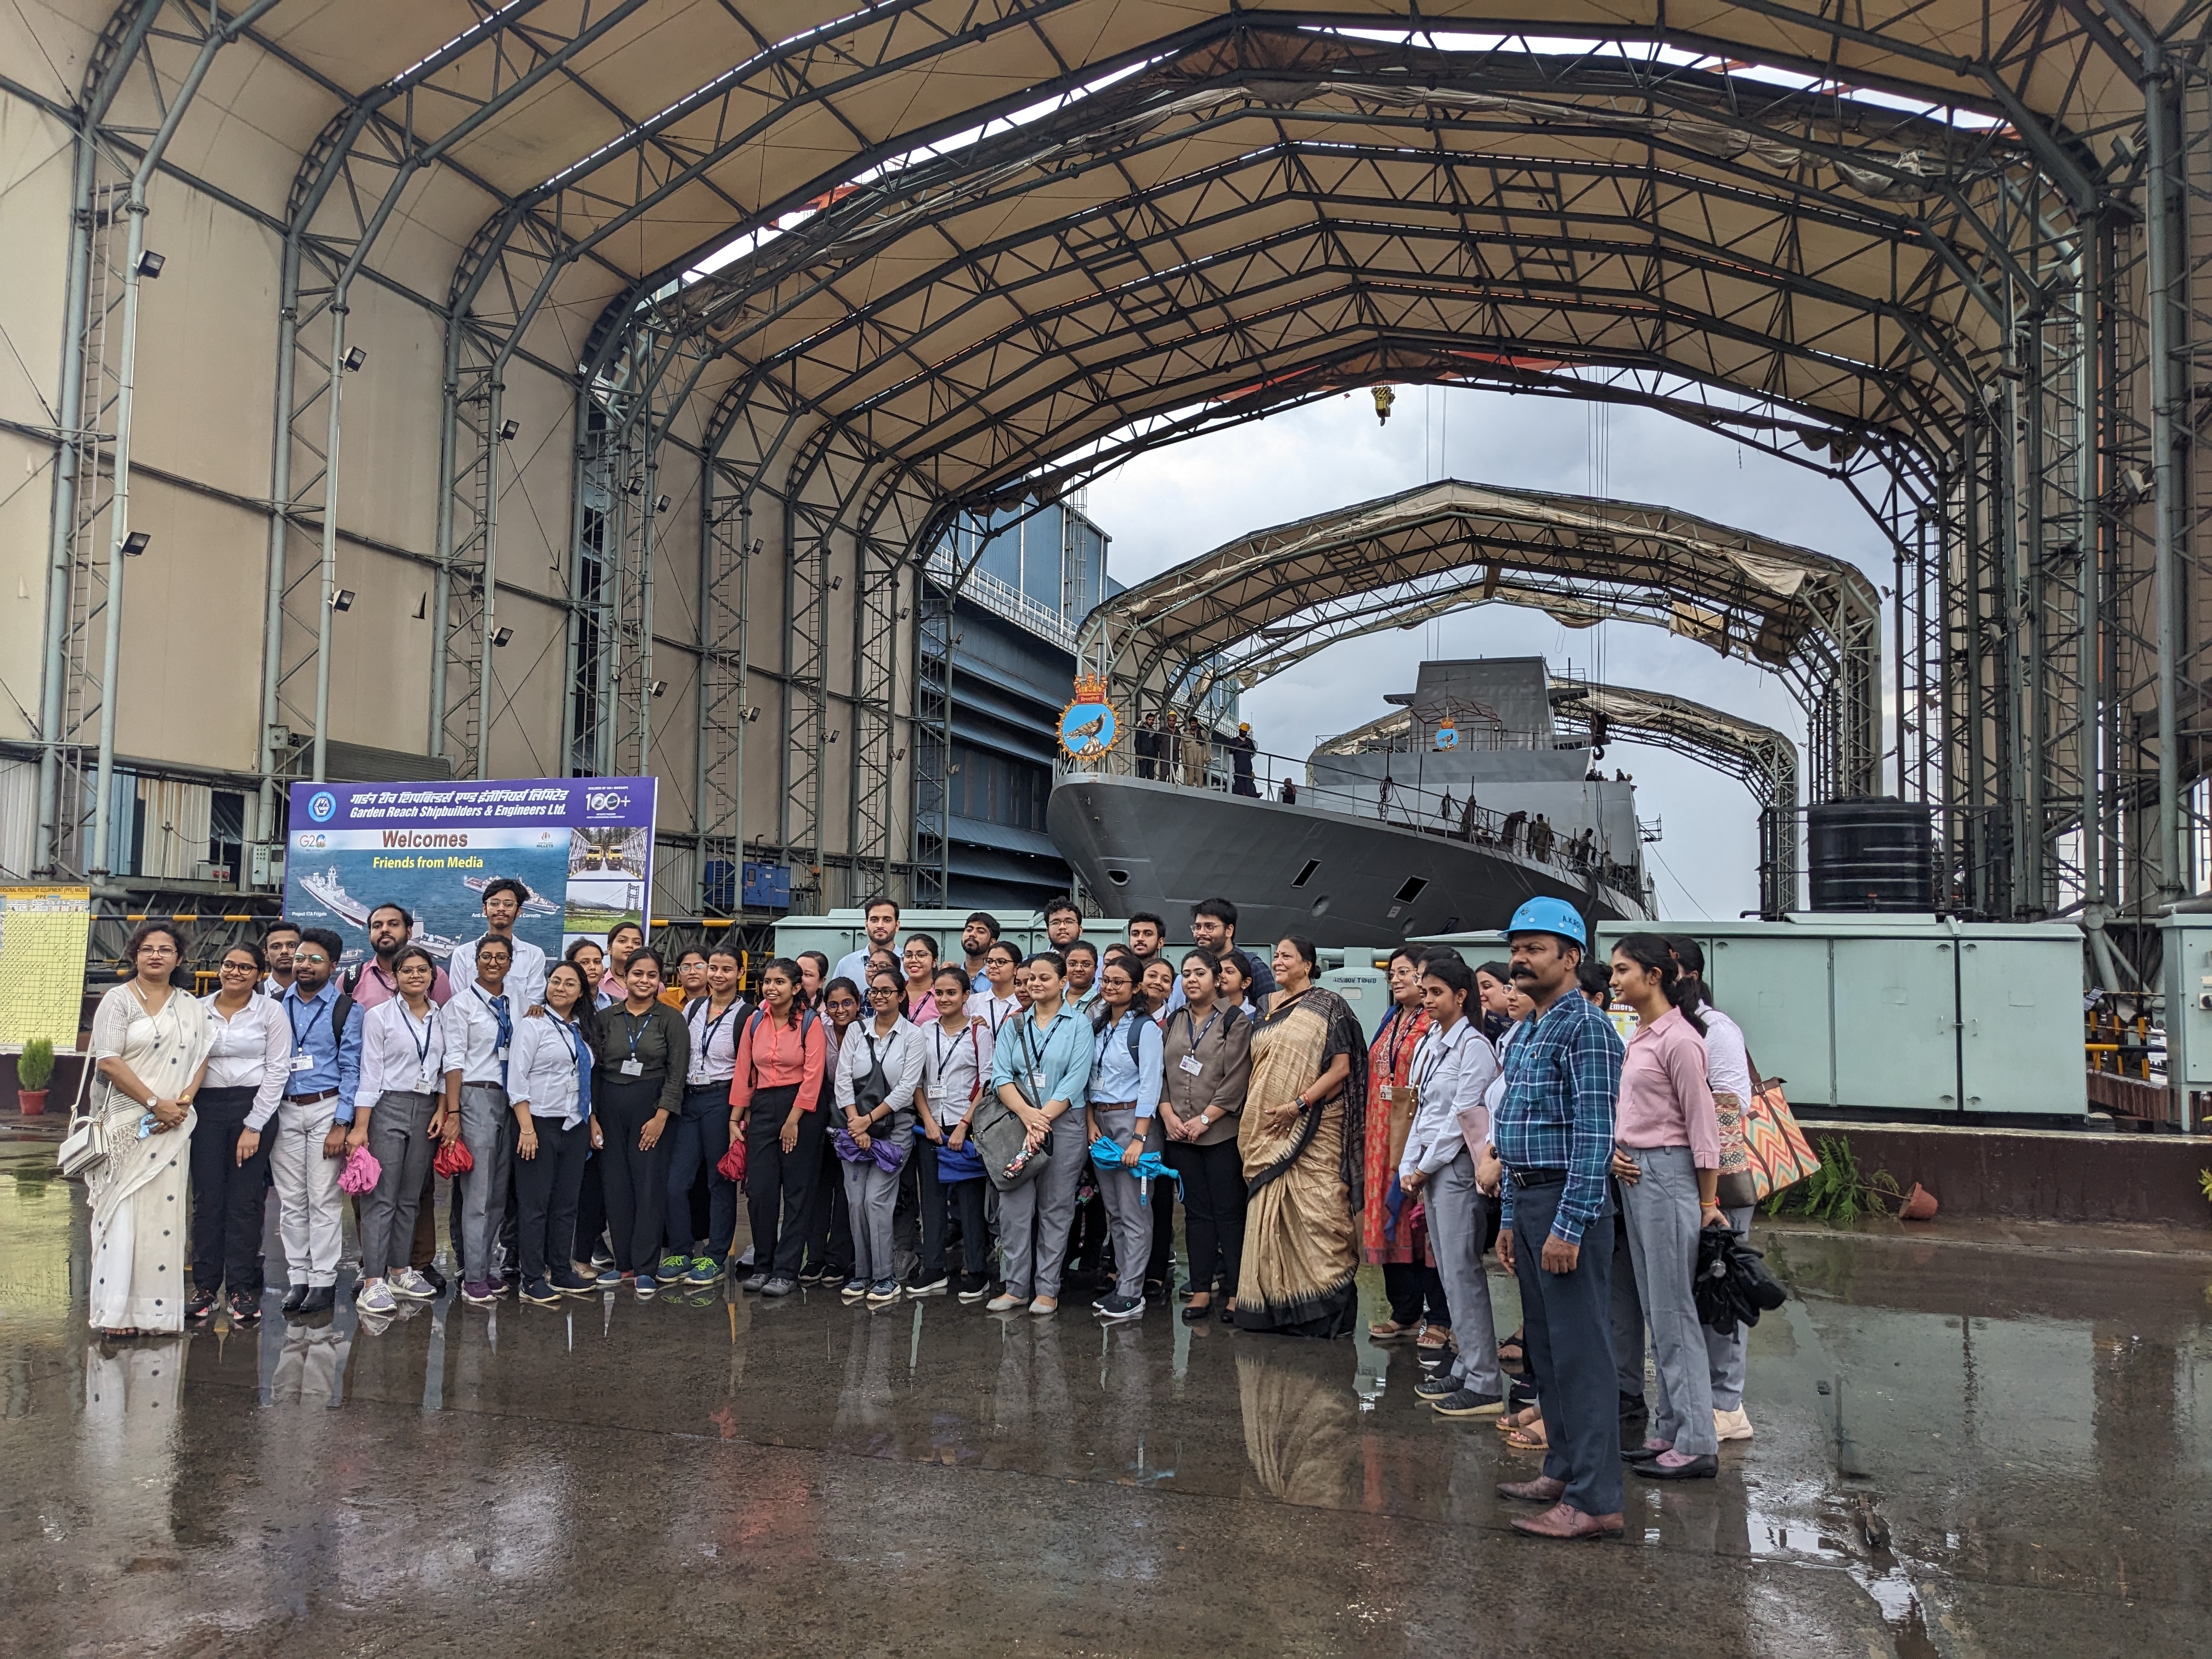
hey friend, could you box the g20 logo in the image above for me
[295,832,328,850]
[307,789,338,822]
[584,789,629,815]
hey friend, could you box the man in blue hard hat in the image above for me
[1490,895,1628,1541]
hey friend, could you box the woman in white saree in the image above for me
[87,922,213,1336]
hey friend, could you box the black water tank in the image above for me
[1805,798,1934,911]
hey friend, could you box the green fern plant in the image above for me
[2198,1168,2212,1207]
[1767,1135,1901,1223]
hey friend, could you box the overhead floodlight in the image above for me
[121,530,151,556]
[654,494,671,514]
[342,346,367,372]
[331,588,356,612]
[499,419,520,442]
[136,250,165,279]
[648,679,668,698]
[492,626,515,647]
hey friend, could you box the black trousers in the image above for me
[188,1086,268,1298]
[513,1115,590,1282]
[597,1076,673,1272]
[943,1175,991,1282]
[1383,1260,1452,1328]
[1146,1175,1178,1289]
[575,1154,607,1262]
[802,1118,852,1276]
[746,1086,825,1278]
[911,1130,948,1281]
[1166,1137,1245,1296]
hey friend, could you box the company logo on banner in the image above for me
[284,777,657,970]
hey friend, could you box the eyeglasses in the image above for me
[220,960,257,972]
[295,952,329,966]
[869,985,900,998]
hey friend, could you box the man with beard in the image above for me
[347,902,454,1007]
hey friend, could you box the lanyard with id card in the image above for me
[620,1010,647,1076]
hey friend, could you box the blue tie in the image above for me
[567,1019,591,1119]
[490,994,512,1087]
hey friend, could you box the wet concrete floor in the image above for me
[0,1137,2206,1657]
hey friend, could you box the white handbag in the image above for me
[55,1059,108,1178]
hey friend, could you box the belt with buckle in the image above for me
[1507,1166,1568,1189]
[285,1088,338,1105]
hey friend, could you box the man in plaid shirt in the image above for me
[1492,897,1626,1540]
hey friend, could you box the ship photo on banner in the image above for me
[284,778,657,972]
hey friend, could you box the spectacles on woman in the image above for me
[220,958,257,973]
[869,984,899,999]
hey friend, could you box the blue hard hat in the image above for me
[1505,896,1588,948]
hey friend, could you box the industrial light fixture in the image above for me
[492,625,515,647]
[499,418,520,442]
[136,250,165,279]
[342,346,367,372]
[2122,466,2149,503]
[828,575,843,590]
[1372,385,1395,425]
[121,530,151,556]
[743,706,763,724]
[648,679,667,698]
[332,588,356,612]
[654,494,671,514]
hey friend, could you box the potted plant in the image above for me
[16,1037,55,1116]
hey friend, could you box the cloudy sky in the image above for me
[1085,386,1894,921]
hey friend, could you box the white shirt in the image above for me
[355,997,448,1118]
[260,974,293,1000]
[510,1010,592,1128]
[448,933,548,1014]
[1700,1005,1754,1102]
[683,995,748,1085]
[967,988,1022,1038]
[831,948,885,990]
[440,985,515,1087]
[832,1016,926,1131]
[919,1017,995,1128]
[1401,1016,1500,1180]
[200,991,290,1129]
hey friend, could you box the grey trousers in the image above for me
[994,1110,1085,1299]
[842,1156,901,1283]
[1090,1105,1152,1300]
[1619,1145,1718,1456]
[456,1083,513,1284]
[358,1090,438,1278]
[1705,1202,1755,1409]
[1425,1147,1503,1397]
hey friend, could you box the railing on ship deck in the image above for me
[1057,740,1645,900]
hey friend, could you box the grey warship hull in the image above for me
[1048,773,1652,949]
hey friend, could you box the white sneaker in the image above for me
[387,1268,436,1301]
[1714,1407,1754,1442]
[357,1280,398,1315]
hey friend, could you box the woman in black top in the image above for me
[592,948,691,1294]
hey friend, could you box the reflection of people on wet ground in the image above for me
[1400,954,1505,1419]
[1234,939,1365,1338]
[271,1317,352,1406]
[1362,949,1442,1347]
[1236,1344,1357,1509]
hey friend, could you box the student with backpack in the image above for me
[727,957,827,1297]
[915,964,995,1300]
[1087,955,1166,1324]
[833,969,927,1304]
[659,944,748,1286]
[1158,950,1252,1323]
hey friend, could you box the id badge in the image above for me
[689,1071,709,1087]
[291,1052,313,1073]
[928,1084,949,1103]
[1178,1053,1203,1076]
[494,1046,509,1065]
[415,1070,436,1094]
[620,1058,645,1077]
[1378,1082,1394,1102]
[1029,1069,1046,1092]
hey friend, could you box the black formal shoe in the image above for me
[1619,1390,1649,1420]
[1634,1453,1718,1481]
[1621,1441,1669,1463]
[281,1283,309,1313]
[1180,1299,1214,1324]
[298,1286,335,1316]
[418,1263,448,1297]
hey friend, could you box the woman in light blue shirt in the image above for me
[1087,956,1164,1323]
[984,951,1091,1317]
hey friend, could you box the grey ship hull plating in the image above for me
[1048,774,1651,949]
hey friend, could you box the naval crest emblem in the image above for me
[1058,674,1119,760]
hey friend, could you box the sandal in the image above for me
[1498,1333,1526,1367]
[1503,1421,1549,1452]
[1367,1318,1414,1341]
[1220,1300,1237,1324]
[1497,1405,1542,1434]
[1415,1325,1453,1351]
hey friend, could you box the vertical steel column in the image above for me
[2146,60,2187,899]
[308,302,348,783]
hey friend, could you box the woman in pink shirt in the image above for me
[1609,933,1726,1481]
[727,957,828,1296]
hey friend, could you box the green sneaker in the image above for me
[684,1256,725,1286]
[658,1252,690,1280]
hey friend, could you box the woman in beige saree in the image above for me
[86,922,213,1336]
[1235,936,1368,1338]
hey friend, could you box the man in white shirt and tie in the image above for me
[448,878,548,1012]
